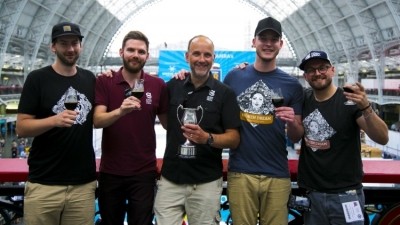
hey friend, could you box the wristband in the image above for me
[360,102,371,111]
[362,106,374,119]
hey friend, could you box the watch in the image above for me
[207,133,214,146]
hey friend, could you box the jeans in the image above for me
[304,188,365,225]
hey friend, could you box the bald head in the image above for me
[187,35,214,52]
[185,35,215,86]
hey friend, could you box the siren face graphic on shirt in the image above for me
[303,109,336,151]
[237,80,278,126]
[52,86,92,125]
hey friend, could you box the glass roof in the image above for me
[98,0,311,59]
[239,0,311,21]
[97,0,161,21]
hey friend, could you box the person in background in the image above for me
[94,30,168,225]
[16,22,97,225]
[154,35,241,225]
[17,138,26,156]
[296,50,388,225]
[223,17,304,225]
[0,137,5,158]
[10,140,17,158]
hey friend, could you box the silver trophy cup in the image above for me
[177,105,203,159]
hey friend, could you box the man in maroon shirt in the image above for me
[94,30,168,225]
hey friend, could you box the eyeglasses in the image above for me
[305,65,331,76]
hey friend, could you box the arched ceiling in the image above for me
[1,0,400,80]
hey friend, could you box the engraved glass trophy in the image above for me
[177,105,203,159]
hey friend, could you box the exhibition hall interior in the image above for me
[0,0,400,224]
[1,0,399,159]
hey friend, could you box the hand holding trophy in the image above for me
[177,105,203,159]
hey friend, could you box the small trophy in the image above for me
[177,105,203,159]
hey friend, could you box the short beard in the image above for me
[309,76,332,91]
[123,58,144,74]
[56,51,78,67]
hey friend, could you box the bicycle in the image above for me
[0,196,23,225]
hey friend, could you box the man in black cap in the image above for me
[223,17,304,224]
[296,50,388,225]
[17,21,97,225]
[51,21,84,42]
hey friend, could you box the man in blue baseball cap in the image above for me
[298,50,331,71]
[296,50,388,225]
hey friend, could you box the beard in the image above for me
[192,66,210,76]
[308,75,332,91]
[189,62,212,79]
[123,58,145,73]
[56,51,79,67]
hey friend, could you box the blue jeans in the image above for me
[304,188,365,225]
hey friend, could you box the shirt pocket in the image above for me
[200,102,221,132]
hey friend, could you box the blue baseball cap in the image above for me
[299,50,332,71]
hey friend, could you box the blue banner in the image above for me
[158,50,255,82]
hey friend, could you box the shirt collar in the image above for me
[114,67,146,85]
[183,72,215,90]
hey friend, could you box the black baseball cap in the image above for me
[299,50,332,71]
[254,17,282,37]
[51,22,84,42]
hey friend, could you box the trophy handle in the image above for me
[177,104,184,126]
[197,105,204,124]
